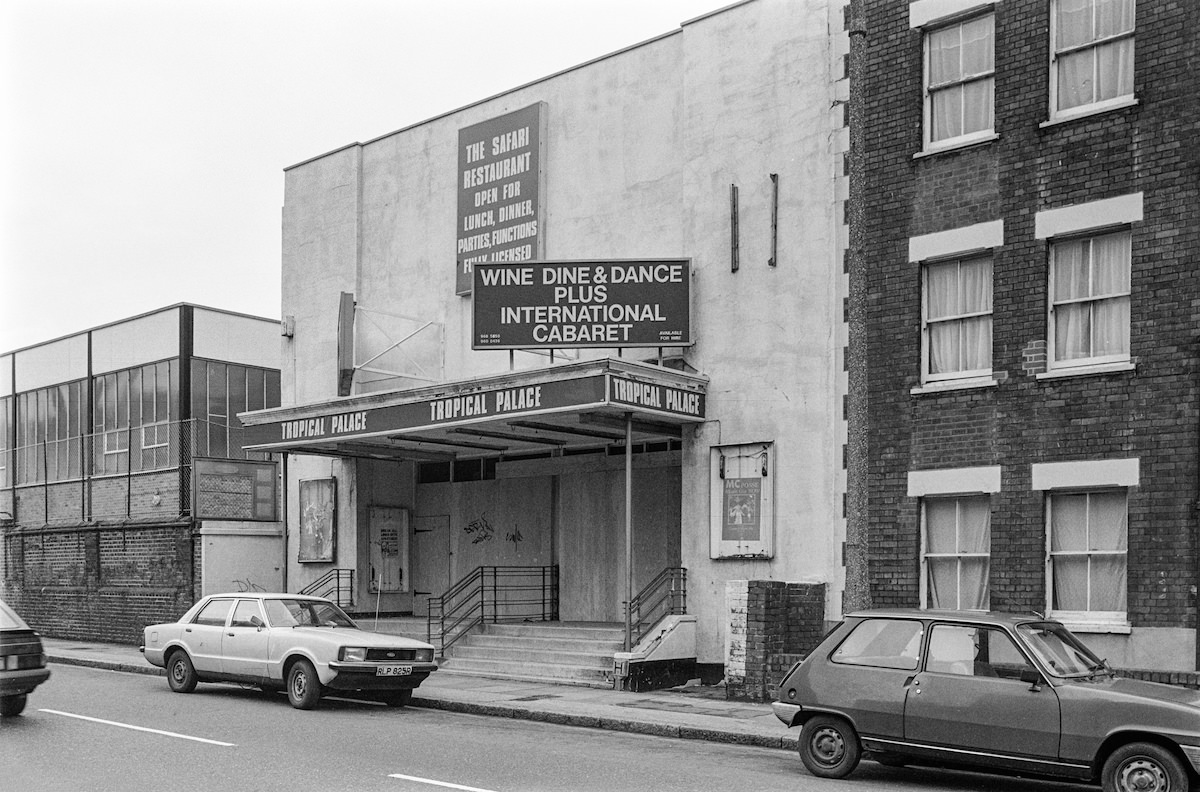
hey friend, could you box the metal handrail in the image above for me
[300,568,355,608]
[426,565,558,655]
[627,567,687,647]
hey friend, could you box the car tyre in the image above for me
[1103,742,1189,792]
[166,651,198,694]
[382,689,413,708]
[0,693,28,717]
[287,659,322,710]
[799,715,862,779]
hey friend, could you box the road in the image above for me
[3,665,1095,792]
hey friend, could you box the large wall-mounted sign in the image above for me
[472,259,692,349]
[456,103,546,295]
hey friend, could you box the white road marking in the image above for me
[387,773,499,792]
[39,709,236,746]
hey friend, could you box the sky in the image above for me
[0,0,731,353]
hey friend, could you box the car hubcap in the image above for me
[171,662,184,682]
[293,672,307,697]
[812,727,845,766]
[1120,759,1168,792]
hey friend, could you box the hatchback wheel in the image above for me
[167,651,198,693]
[799,715,862,779]
[1103,743,1189,792]
[287,659,322,710]
[0,694,28,717]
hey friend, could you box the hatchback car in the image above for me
[774,609,1200,792]
[0,599,51,717]
[141,593,437,710]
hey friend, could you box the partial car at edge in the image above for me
[0,599,51,717]
[141,593,437,710]
[774,609,1200,792]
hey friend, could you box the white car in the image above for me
[141,593,437,710]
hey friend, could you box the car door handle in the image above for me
[227,632,235,637]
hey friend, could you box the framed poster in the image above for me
[710,442,775,559]
[369,506,410,593]
[298,478,337,563]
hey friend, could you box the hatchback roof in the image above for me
[845,608,1055,628]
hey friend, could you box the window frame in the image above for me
[1046,227,1132,372]
[920,494,992,611]
[921,253,994,383]
[922,11,996,153]
[1048,0,1136,123]
[1045,488,1129,628]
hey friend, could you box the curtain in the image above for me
[1054,239,1091,360]
[926,496,990,609]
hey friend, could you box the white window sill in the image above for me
[911,376,999,395]
[915,132,999,159]
[1041,96,1139,129]
[1036,361,1135,381]
[1053,619,1132,635]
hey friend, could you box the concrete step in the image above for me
[450,644,613,669]
[437,656,613,687]
[483,622,624,641]
[466,634,623,653]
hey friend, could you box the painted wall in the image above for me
[279,0,848,666]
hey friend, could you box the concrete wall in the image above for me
[279,0,848,666]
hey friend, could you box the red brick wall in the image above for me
[858,0,1200,630]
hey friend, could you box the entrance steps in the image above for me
[357,615,430,644]
[438,622,625,688]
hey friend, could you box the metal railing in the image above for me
[427,566,559,655]
[300,569,355,608]
[627,567,687,648]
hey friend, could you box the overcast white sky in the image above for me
[0,0,730,353]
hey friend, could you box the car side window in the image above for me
[230,599,264,628]
[926,625,1035,680]
[193,598,234,627]
[830,618,923,671]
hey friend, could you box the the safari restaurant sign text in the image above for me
[456,103,546,295]
[472,259,692,349]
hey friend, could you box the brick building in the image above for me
[0,305,283,643]
[852,0,1199,670]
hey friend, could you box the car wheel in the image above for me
[1103,742,1189,792]
[0,694,28,717]
[799,715,862,779]
[166,651,198,694]
[382,689,413,708]
[287,659,322,710]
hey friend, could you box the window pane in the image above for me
[141,365,155,424]
[1057,49,1094,110]
[959,498,991,553]
[960,558,990,609]
[158,361,173,422]
[1053,556,1090,610]
[928,25,962,85]
[228,365,248,422]
[1088,492,1128,551]
[925,499,958,553]
[1055,302,1092,361]
[191,359,208,428]
[1056,0,1093,49]
[961,78,994,135]
[960,16,994,76]
[931,86,963,141]
[1096,0,1134,37]
[266,370,281,408]
[1051,494,1088,551]
[1053,239,1089,300]
[247,368,265,412]
[1096,38,1133,101]
[207,363,227,422]
[832,619,922,670]
[1091,555,1127,610]
[116,371,130,429]
[927,558,956,608]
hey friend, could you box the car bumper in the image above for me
[0,667,51,696]
[325,662,438,692]
[772,701,801,726]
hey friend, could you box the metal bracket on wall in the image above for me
[730,184,740,273]
[769,173,779,267]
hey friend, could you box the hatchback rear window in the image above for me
[831,618,923,670]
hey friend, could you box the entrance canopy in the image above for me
[239,358,707,461]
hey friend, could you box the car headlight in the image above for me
[415,648,434,663]
[341,647,368,662]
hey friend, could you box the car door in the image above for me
[219,598,270,681]
[905,624,1060,760]
[185,597,235,673]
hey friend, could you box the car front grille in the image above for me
[365,648,420,662]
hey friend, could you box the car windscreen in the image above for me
[1017,622,1105,677]
[264,599,358,628]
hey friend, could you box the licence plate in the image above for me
[376,665,412,676]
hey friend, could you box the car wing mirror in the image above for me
[250,615,265,631]
[1020,668,1043,691]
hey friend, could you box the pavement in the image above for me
[41,637,798,752]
